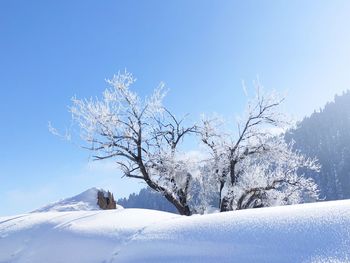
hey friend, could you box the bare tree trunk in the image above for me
[138,161,191,216]
[220,197,230,212]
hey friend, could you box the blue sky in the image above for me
[1,1,350,216]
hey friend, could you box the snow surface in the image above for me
[33,187,123,212]
[1,200,350,262]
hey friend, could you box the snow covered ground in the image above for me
[1,199,350,262]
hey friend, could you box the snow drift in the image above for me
[1,200,350,262]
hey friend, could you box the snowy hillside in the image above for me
[1,200,350,262]
[32,187,122,212]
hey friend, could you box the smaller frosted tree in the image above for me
[199,85,320,212]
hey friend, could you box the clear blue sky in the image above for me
[1,1,350,216]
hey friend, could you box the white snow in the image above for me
[1,200,350,262]
[33,187,122,212]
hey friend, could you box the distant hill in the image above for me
[286,90,350,200]
[33,188,122,212]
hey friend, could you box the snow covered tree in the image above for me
[199,86,320,212]
[65,71,319,215]
[69,71,197,215]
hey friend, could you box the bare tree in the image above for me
[199,86,319,212]
[69,71,196,215]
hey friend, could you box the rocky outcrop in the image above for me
[97,190,117,210]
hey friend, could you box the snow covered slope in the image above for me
[1,200,350,262]
[33,187,122,212]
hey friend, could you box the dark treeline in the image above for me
[286,90,350,200]
[117,188,178,213]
